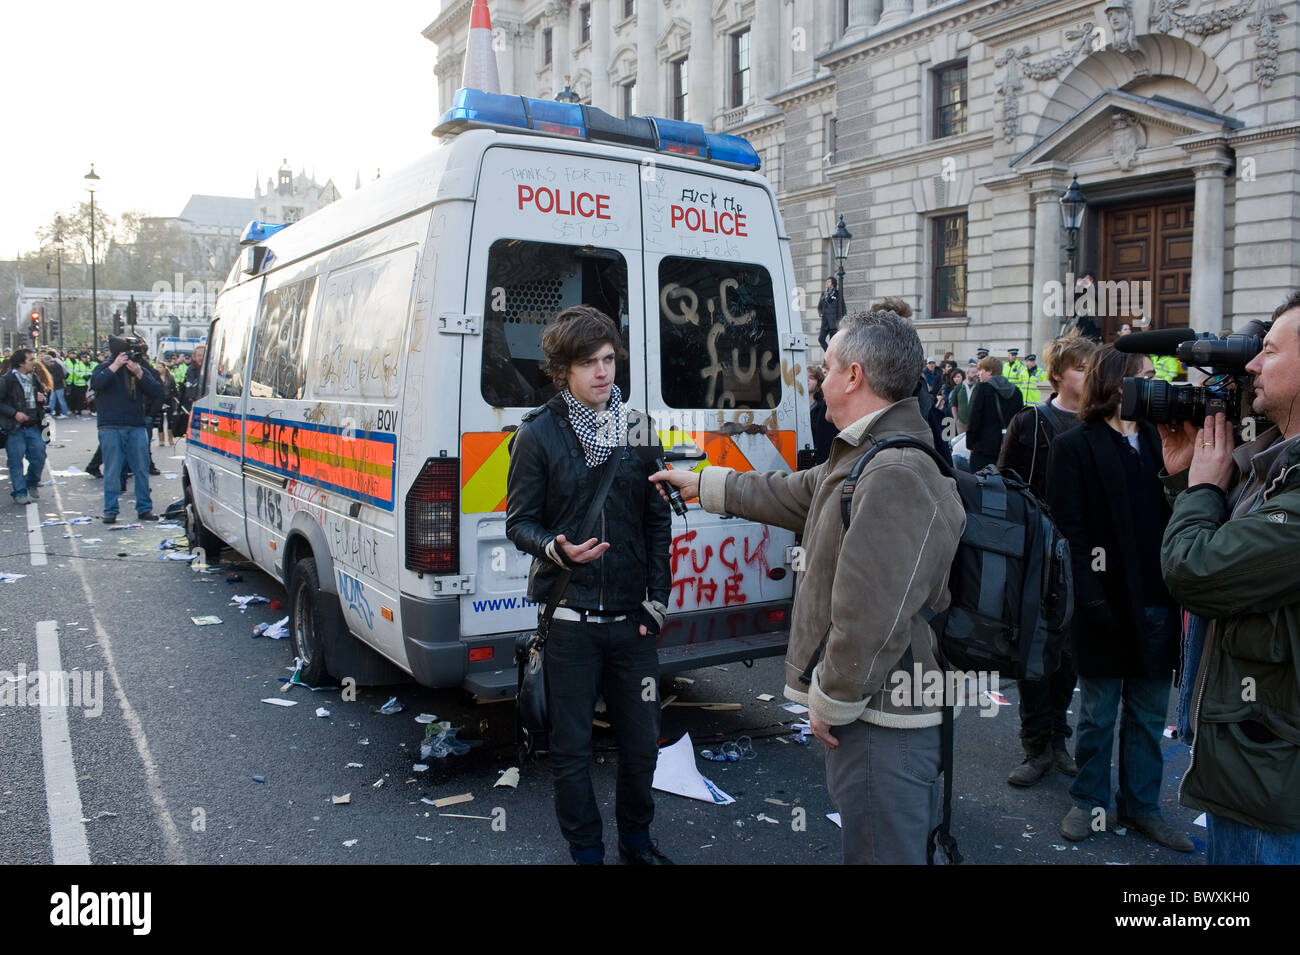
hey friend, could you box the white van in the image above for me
[184,88,812,698]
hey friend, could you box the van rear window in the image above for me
[658,257,780,409]
[481,239,631,408]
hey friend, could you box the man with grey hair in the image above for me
[651,309,966,863]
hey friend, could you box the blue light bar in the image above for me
[240,220,289,246]
[434,88,761,171]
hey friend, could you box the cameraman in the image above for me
[90,339,162,523]
[1160,293,1300,863]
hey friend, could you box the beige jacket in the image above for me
[698,398,966,728]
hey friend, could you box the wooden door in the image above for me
[1100,197,1194,339]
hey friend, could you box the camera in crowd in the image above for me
[1117,320,1271,426]
[108,335,149,365]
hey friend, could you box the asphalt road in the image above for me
[1,415,1206,867]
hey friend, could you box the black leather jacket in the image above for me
[506,393,671,612]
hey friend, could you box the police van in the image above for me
[184,87,812,697]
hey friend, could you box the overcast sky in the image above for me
[0,1,442,257]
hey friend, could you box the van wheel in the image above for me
[289,558,342,687]
[185,485,223,558]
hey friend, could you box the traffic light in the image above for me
[113,309,123,334]
[126,295,138,326]
[30,310,40,340]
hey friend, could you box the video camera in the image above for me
[108,335,149,365]
[1117,320,1271,426]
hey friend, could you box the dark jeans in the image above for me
[1070,606,1176,818]
[1017,651,1077,755]
[544,616,660,860]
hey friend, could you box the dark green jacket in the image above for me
[1161,431,1300,832]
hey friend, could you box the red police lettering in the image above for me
[670,205,748,237]
[517,185,611,219]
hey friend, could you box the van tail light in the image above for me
[797,447,816,471]
[406,458,459,573]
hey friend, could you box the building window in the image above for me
[932,213,968,317]
[624,0,635,19]
[825,116,837,164]
[934,61,967,138]
[672,58,688,121]
[543,28,552,66]
[730,29,751,107]
[622,82,636,119]
[841,0,850,34]
[580,4,591,45]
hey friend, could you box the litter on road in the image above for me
[315,707,330,718]
[253,616,290,639]
[431,793,474,809]
[379,696,404,715]
[191,615,223,626]
[261,698,298,707]
[332,794,351,805]
[652,733,735,805]
[494,767,521,789]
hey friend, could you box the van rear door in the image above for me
[457,145,648,659]
[640,164,804,669]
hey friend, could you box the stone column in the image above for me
[845,0,871,38]
[590,0,611,111]
[754,0,780,108]
[567,2,582,97]
[1190,157,1230,335]
[636,0,659,115]
[1031,186,1066,351]
[865,0,884,26]
[496,20,517,97]
[876,0,914,30]
[690,0,715,127]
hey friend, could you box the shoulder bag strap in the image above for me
[536,448,623,639]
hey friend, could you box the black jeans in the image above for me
[1017,651,1077,755]
[544,616,660,859]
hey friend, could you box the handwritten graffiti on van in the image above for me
[668,525,772,611]
[336,570,375,629]
[330,519,381,578]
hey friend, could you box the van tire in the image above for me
[185,485,224,559]
[289,558,341,687]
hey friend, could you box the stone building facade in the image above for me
[424,0,1297,359]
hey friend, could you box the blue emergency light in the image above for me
[434,87,761,171]
[239,220,290,246]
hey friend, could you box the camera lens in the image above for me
[1121,377,1175,423]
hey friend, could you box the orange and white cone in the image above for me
[460,0,501,94]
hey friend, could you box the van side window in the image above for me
[212,297,256,398]
[313,248,417,400]
[251,276,317,400]
[658,257,780,409]
[481,239,631,408]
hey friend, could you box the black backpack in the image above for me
[841,435,1074,682]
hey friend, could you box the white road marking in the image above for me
[26,501,47,566]
[36,620,91,865]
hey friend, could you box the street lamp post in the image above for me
[1059,173,1086,279]
[54,215,65,351]
[831,214,853,309]
[85,164,101,351]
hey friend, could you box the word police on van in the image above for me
[184,86,812,697]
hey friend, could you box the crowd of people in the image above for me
[0,340,204,520]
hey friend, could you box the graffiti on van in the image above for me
[330,519,381,578]
[336,570,375,630]
[668,525,772,611]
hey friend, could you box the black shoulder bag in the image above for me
[515,450,622,762]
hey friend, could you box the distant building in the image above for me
[425,0,1299,359]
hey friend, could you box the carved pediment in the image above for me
[1011,89,1241,170]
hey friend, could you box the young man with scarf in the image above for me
[0,348,49,505]
[505,305,673,865]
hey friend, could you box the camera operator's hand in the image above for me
[1189,413,1236,491]
[109,352,129,372]
[1159,419,1200,475]
[124,359,143,379]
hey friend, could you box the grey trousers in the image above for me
[825,719,943,865]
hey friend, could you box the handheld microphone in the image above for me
[633,444,688,516]
[1113,327,1198,355]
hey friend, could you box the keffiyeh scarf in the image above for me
[562,384,626,468]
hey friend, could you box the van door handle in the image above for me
[242,463,288,488]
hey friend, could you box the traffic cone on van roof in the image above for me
[460,0,501,94]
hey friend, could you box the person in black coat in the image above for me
[1046,345,1191,852]
[806,364,836,466]
[966,356,1023,471]
[816,278,845,351]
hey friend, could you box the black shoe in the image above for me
[103,514,118,524]
[148,467,161,476]
[137,512,159,522]
[618,841,673,865]
[87,466,102,478]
